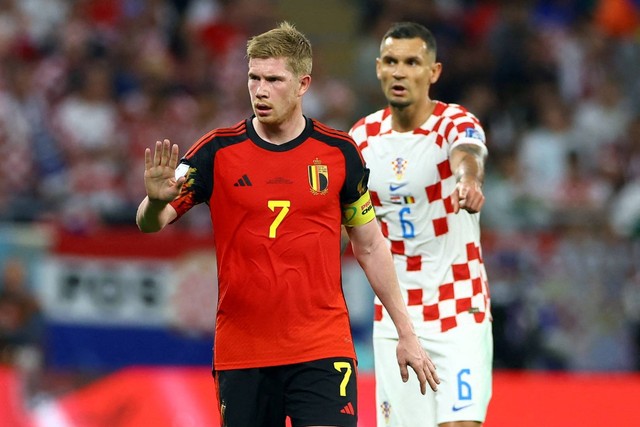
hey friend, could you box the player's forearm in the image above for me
[366,260,415,338]
[136,197,176,233]
[451,144,486,184]
[351,230,415,339]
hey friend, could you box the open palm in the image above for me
[144,139,186,202]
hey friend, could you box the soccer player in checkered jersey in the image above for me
[137,22,439,427]
[349,22,492,427]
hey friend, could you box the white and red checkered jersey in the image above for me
[349,101,491,337]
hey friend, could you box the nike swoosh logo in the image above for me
[452,403,474,412]
[389,183,407,191]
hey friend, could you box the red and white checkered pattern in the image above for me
[350,101,491,335]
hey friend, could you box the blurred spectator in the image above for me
[622,268,640,370]
[0,257,44,396]
[486,1,538,108]
[540,224,634,370]
[602,114,640,190]
[594,0,640,38]
[17,0,70,49]
[0,59,65,222]
[609,178,640,238]
[50,60,129,230]
[550,15,606,103]
[517,89,580,228]
[0,61,37,221]
[487,242,546,369]
[481,150,539,232]
[304,76,357,132]
[573,77,633,170]
[549,150,612,228]
[607,117,640,237]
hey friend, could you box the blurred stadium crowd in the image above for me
[1,0,640,402]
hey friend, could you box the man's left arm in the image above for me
[346,219,439,394]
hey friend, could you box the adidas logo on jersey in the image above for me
[340,402,355,415]
[234,174,252,187]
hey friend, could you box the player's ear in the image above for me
[430,62,442,84]
[375,57,382,80]
[299,74,311,96]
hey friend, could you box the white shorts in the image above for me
[374,321,493,427]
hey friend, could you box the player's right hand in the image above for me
[144,139,186,202]
[397,335,440,394]
[452,176,484,214]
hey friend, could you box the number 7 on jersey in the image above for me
[268,200,291,238]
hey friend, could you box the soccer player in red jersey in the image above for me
[136,22,438,427]
[349,22,492,427]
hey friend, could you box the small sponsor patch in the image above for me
[465,127,484,142]
[175,163,189,179]
[360,200,373,215]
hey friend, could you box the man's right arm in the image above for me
[136,139,185,233]
[136,198,178,233]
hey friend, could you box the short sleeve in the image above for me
[169,142,214,220]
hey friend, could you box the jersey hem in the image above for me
[214,351,358,370]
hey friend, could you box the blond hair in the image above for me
[246,21,312,76]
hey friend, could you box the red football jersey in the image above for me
[171,117,368,370]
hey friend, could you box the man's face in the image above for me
[248,57,305,126]
[376,37,441,109]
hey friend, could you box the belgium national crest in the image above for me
[308,158,329,195]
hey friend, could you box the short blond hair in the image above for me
[246,21,312,77]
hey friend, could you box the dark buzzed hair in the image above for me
[381,22,437,57]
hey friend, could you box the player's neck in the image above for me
[253,114,306,145]
[390,99,436,133]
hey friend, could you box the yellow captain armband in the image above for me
[342,191,376,227]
